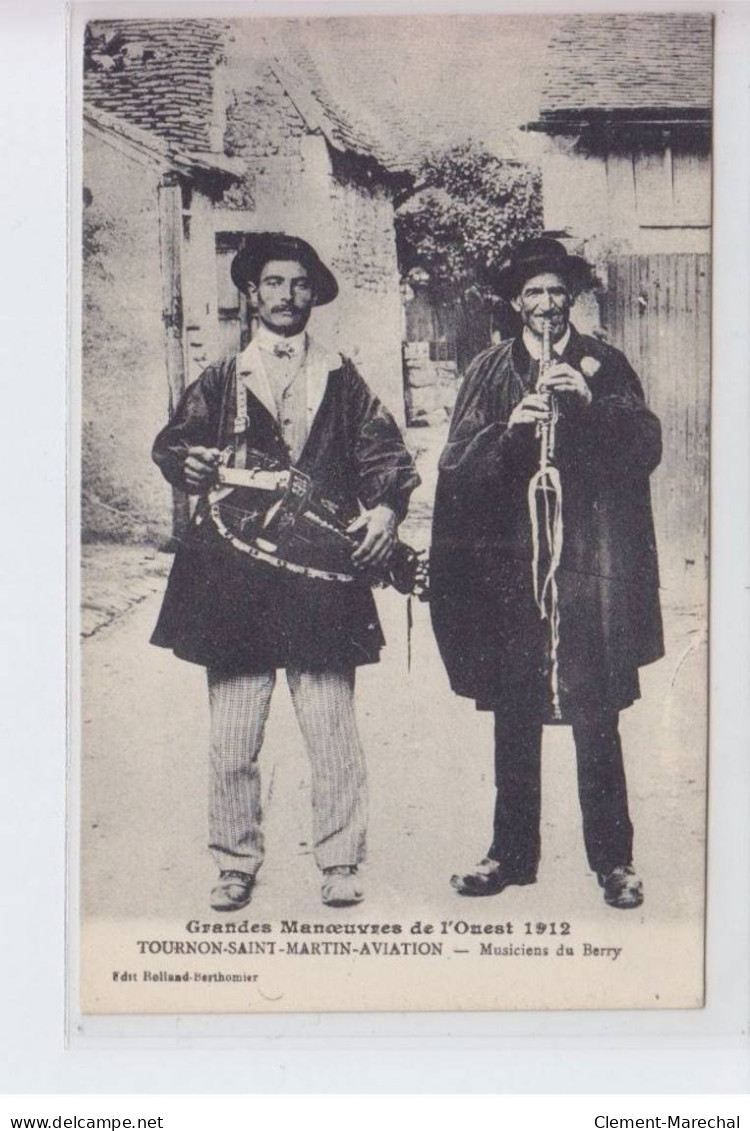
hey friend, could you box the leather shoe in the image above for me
[210,870,255,912]
[321,865,364,907]
[450,858,537,897]
[598,865,643,909]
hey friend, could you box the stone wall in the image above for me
[224,62,306,186]
[403,344,458,426]
[82,127,173,543]
[326,158,404,421]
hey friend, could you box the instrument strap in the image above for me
[233,360,249,470]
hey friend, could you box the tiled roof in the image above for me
[84,17,412,177]
[535,13,712,122]
[84,19,228,152]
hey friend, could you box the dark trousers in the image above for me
[488,711,634,877]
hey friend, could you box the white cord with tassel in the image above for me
[528,322,564,720]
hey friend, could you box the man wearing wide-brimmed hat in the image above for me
[151,232,419,911]
[430,237,664,910]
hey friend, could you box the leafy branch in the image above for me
[396,143,543,301]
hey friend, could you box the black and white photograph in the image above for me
[76,9,710,1013]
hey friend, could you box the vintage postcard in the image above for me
[74,9,710,1013]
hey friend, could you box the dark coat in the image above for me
[429,327,664,719]
[151,341,419,672]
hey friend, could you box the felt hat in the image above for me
[230,232,339,305]
[492,237,595,300]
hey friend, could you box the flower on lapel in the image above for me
[580,356,601,379]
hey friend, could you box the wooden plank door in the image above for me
[216,232,252,355]
[603,254,710,588]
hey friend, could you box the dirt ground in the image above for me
[79,424,707,931]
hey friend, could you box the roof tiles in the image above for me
[84,19,228,152]
[84,17,410,176]
[538,13,712,120]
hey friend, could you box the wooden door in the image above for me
[602,254,710,587]
[216,232,252,354]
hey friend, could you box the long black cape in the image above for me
[429,328,664,719]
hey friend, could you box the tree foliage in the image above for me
[396,143,543,300]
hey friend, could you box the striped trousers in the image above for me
[207,668,367,874]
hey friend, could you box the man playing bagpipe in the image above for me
[429,238,664,910]
[152,232,419,911]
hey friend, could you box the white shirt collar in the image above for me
[523,325,571,361]
[254,323,308,359]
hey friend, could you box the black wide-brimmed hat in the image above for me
[492,237,595,300]
[230,232,339,305]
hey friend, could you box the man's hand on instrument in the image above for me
[508,393,554,429]
[539,362,593,407]
[183,446,222,490]
[348,504,397,569]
